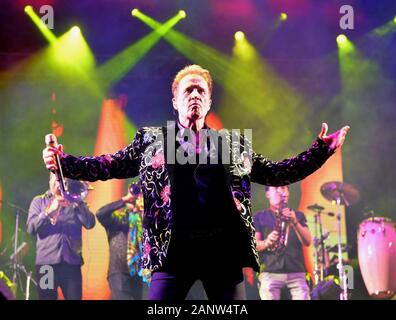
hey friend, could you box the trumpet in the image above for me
[64,179,91,202]
[268,193,290,254]
[45,134,91,202]
[129,183,141,196]
[127,183,144,212]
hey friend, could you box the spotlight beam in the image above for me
[131,9,185,35]
[371,17,396,37]
[97,12,183,90]
[24,5,57,44]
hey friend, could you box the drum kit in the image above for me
[308,181,396,300]
[0,201,36,300]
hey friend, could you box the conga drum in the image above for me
[358,217,396,298]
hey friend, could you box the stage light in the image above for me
[280,13,288,21]
[71,26,81,36]
[24,5,33,13]
[234,31,245,41]
[131,8,139,17]
[336,34,348,45]
[336,33,354,54]
[178,10,187,19]
[394,15,396,24]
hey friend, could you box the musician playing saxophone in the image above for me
[253,185,312,300]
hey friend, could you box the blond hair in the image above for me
[171,64,213,96]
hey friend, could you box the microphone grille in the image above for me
[45,133,57,146]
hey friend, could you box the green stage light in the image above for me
[24,5,33,13]
[234,31,245,41]
[131,8,139,17]
[100,11,184,90]
[178,10,187,19]
[336,34,347,45]
[370,16,396,37]
[71,26,81,36]
[126,13,312,159]
[24,4,57,44]
[280,13,288,21]
[336,34,355,54]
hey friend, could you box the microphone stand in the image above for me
[12,206,20,288]
[313,214,320,285]
[318,210,328,281]
[313,209,327,284]
[15,264,37,300]
[2,200,36,299]
[335,194,348,300]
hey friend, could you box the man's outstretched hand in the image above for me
[318,122,350,150]
[43,144,64,172]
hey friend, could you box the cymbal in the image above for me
[307,203,325,212]
[320,181,360,206]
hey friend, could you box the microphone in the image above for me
[45,134,59,171]
[45,134,67,194]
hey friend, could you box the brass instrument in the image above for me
[268,192,290,254]
[64,179,91,202]
[129,183,141,196]
[128,183,144,212]
[45,134,92,203]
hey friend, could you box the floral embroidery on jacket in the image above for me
[160,185,171,203]
[151,152,165,169]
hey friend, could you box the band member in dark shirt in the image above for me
[254,185,311,300]
[27,173,95,300]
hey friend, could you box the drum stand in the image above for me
[10,206,36,300]
[313,210,328,284]
[14,263,37,300]
[320,181,360,300]
[335,196,348,300]
[11,206,20,287]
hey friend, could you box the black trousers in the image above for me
[108,273,143,300]
[36,262,82,300]
[148,230,247,300]
[148,268,246,300]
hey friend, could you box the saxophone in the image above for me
[268,193,290,254]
